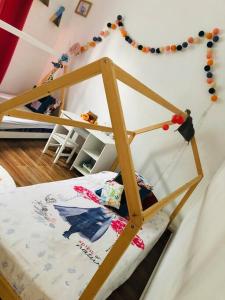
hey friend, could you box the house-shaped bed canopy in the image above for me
[0,57,203,300]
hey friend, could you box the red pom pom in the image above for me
[162,124,169,131]
[171,114,179,123]
[176,115,185,125]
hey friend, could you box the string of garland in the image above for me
[52,15,221,102]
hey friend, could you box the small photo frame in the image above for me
[75,0,92,17]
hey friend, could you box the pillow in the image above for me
[26,95,59,115]
[95,172,157,217]
[100,181,124,209]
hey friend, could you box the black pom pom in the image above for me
[182,42,188,48]
[207,41,214,48]
[156,48,161,53]
[93,37,98,42]
[138,45,143,50]
[207,72,213,78]
[150,48,155,53]
[107,23,112,28]
[125,35,130,41]
[177,45,182,51]
[97,37,102,42]
[128,38,133,44]
[204,65,210,72]
[213,35,219,42]
[198,30,205,37]
[209,87,216,94]
[117,15,122,21]
[118,21,123,27]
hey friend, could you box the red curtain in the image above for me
[0,0,33,84]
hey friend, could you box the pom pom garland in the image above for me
[182,42,188,48]
[207,41,214,48]
[208,87,216,94]
[204,65,210,71]
[213,35,219,42]
[68,15,220,103]
[211,95,218,102]
[206,72,213,78]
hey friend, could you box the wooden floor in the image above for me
[0,139,171,300]
[0,139,78,186]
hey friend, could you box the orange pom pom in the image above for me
[131,41,137,47]
[120,29,127,37]
[207,59,214,66]
[80,46,85,52]
[206,32,213,39]
[100,31,105,36]
[212,28,220,35]
[188,37,194,43]
[211,95,218,102]
[142,47,148,53]
[111,24,117,30]
[171,45,177,51]
[207,53,213,59]
[89,41,96,47]
[165,45,171,52]
[104,30,110,36]
[207,78,214,84]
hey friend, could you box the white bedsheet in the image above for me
[0,171,169,300]
[143,162,225,300]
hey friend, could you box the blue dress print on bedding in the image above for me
[54,205,113,242]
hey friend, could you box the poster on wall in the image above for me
[75,0,92,17]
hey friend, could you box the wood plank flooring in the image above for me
[0,139,171,300]
[0,139,77,186]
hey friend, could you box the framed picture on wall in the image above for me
[75,0,92,17]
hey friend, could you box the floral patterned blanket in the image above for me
[0,171,169,300]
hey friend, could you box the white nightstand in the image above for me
[0,166,16,193]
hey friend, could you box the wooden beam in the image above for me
[80,220,141,300]
[135,120,174,135]
[191,137,203,176]
[0,274,20,300]
[0,59,102,114]
[143,175,202,222]
[101,58,143,222]
[169,181,201,223]
[7,109,135,135]
[114,64,185,116]
[110,133,136,172]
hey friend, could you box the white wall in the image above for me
[1,0,225,222]
[0,0,77,93]
[64,0,225,221]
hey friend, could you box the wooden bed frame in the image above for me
[0,57,203,300]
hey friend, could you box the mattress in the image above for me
[0,171,169,300]
[0,106,54,130]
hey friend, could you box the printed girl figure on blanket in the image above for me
[54,205,114,242]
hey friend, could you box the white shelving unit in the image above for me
[71,131,116,175]
[61,111,117,176]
